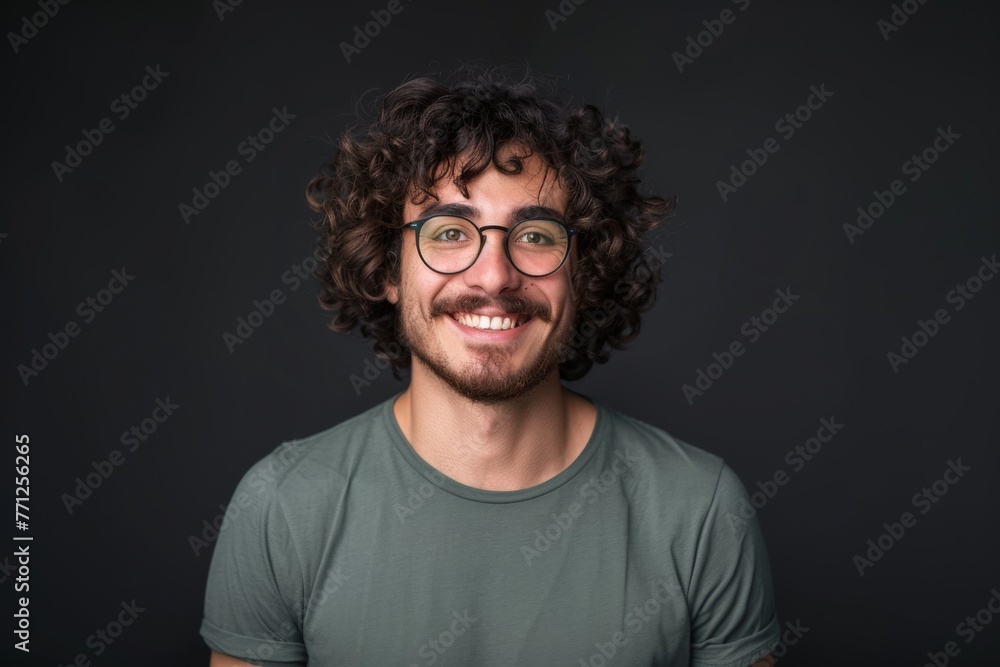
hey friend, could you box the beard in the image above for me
[395,293,574,404]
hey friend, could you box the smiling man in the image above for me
[200,67,781,666]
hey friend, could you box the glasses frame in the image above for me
[403,215,581,278]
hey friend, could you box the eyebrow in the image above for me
[415,201,565,224]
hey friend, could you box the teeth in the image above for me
[453,313,526,331]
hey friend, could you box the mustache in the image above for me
[431,294,550,321]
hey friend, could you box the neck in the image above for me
[392,364,595,491]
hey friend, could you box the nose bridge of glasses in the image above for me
[476,224,512,242]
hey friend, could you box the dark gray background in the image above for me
[3,0,999,664]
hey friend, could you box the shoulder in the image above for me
[596,403,747,517]
[230,397,391,510]
[600,404,728,487]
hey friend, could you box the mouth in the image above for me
[449,312,533,332]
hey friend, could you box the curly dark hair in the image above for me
[306,65,676,381]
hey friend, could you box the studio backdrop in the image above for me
[2,0,998,664]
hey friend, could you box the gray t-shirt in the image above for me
[200,392,781,666]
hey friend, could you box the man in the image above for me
[201,68,781,666]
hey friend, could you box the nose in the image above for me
[461,226,522,294]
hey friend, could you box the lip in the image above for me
[445,312,533,341]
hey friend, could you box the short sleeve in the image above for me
[200,452,308,666]
[687,463,781,667]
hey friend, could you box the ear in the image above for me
[384,245,402,304]
[380,245,400,304]
[384,262,401,304]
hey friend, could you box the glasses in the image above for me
[404,215,580,278]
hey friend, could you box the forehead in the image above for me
[404,148,568,220]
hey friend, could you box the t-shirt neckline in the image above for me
[382,391,607,504]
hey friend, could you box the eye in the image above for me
[419,216,477,245]
[433,228,469,242]
[515,226,555,245]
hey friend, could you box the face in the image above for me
[385,149,578,404]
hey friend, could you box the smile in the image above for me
[450,312,533,331]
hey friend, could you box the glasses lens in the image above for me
[417,216,480,273]
[508,219,569,276]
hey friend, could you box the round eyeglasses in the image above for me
[404,215,580,277]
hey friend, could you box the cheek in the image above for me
[395,250,421,302]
